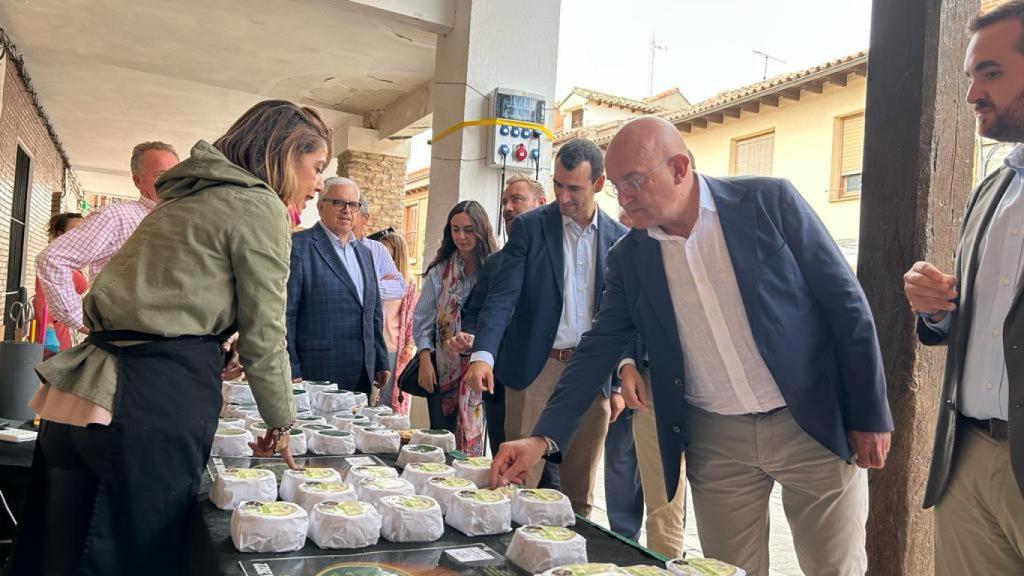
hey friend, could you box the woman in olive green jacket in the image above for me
[14,100,331,576]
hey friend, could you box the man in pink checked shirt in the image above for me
[37,141,180,335]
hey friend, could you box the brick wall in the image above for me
[0,59,80,324]
[337,150,407,235]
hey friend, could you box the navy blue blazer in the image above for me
[533,176,893,500]
[286,224,388,393]
[471,202,628,396]
[462,250,502,335]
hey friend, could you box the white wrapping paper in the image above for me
[230,501,309,553]
[358,405,393,420]
[421,476,476,514]
[310,430,356,455]
[623,566,675,576]
[222,381,255,404]
[332,413,370,430]
[303,381,338,405]
[665,558,745,576]
[445,489,512,536]
[356,429,401,454]
[287,428,308,456]
[512,488,576,527]
[315,390,355,413]
[280,467,342,502]
[540,565,623,576]
[396,444,446,468]
[378,495,445,542]
[218,417,245,430]
[401,462,454,492]
[293,389,311,412]
[453,457,493,488]
[347,465,399,484]
[411,429,457,452]
[301,423,336,443]
[351,392,369,409]
[297,414,328,426]
[211,428,254,457]
[308,500,382,549]
[357,477,416,506]
[375,413,411,430]
[506,526,589,574]
[244,415,265,433]
[210,468,277,510]
[295,481,356,511]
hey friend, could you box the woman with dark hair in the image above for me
[15,100,331,575]
[411,200,497,455]
[32,213,86,357]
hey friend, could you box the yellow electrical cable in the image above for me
[429,118,553,145]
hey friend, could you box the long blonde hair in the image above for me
[379,232,410,282]
[213,100,332,206]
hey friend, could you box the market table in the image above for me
[187,452,666,576]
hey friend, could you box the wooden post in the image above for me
[858,0,978,574]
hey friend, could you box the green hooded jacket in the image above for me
[37,140,296,427]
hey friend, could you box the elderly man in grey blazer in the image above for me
[904,3,1024,574]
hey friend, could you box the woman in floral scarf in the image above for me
[411,201,496,456]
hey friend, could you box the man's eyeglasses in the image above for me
[324,199,363,212]
[610,157,675,197]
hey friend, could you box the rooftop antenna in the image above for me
[648,31,667,96]
[753,49,786,81]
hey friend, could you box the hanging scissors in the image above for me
[8,301,34,342]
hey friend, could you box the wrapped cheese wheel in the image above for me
[401,462,454,492]
[540,565,623,576]
[211,427,254,457]
[665,558,746,576]
[623,566,674,576]
[295,481,356,511]
[394,445,443,469]
[356,428,401,454]
[506,525,589,574]
[286,427,308,456]
[279,467,342,502]
[410,429,457,452]
[453,457,493,487]
[308,500,381,549]
[346,465,398,485]
[293,389,311,413]
[210,467,277,510]
[244,415,265,433]
[218,417,245,430]
[230,501,309,553]
[351,392,369,409]
[303,381,337,405]
[356,477,416,506]
[358,405,393,420]
[301,423,336,443]
[378,495,444,542]
[421,476,476,514]
[315,389,355,413]
[512,488,576,527]
[222,381,255,404]
[332,412,370,431]
[310,429,355,455]
[295,414,327,427]
[375,413,411,430]
[445,489,512,536]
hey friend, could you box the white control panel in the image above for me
[488,87,546,171]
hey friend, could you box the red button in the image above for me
[514,144,528,161]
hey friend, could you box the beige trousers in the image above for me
[685,406,868,576]
[934,424,1024,575]
[408,395,430,430]
[505,357,610,517]
[633,375,686,558]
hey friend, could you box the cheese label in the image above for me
[519,488,565,502]
[352,466,395,478]
[429,476,472,488]
[292,467,335,480]
[462,457,492,468]
[216,428,247,436]
[224,468,271,480]
[406,444,440,453]
[522,525,576,542]
[623,567,672,576]
[240,501,298,517]
[390,496,435,511]
[547,564,621,576]
[458,489,505,503]
[304,481,351,493]
[364,478,406,490]
[410,463,450,474]
[317,500,371,517]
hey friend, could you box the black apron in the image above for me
[13,330,225,575]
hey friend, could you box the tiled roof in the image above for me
[562,87,665,114]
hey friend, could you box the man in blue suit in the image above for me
[492,117,893,576]
[464,139,628,517]
[287,177,389,394]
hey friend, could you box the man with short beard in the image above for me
[904,2,1024,573]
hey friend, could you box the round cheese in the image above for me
[356,477,416,507]
[512,488,576,527]
[211,427,253,457]
[506,525,589,574]
[445,489,512,536]
[665,558,746,576]
[307,500,381,549]
[453,457,493,488]
[310,429,356,455]
[401,462,454,493]
[222,381,254,404]
[295,481,356,511]
[396,444,446,468]
[315,389,355,413]
[375,413,411,430]
[378,495,444,542]
[410,429,457,452]
[346,465,398,485]
[210,467,277,510]
[332,412,370,431]
[229,500,308,553]
[279,466,342,502]
[421,475,476,514]
[355,428,401,454]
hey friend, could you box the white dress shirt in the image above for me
[320,222,364,305]
[623,176,786,415]
[554,210,599,349]
[930,144,1024,421]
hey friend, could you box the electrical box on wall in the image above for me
[488,87,546,171]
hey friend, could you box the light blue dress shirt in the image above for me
[554,210,599,349]
[320,221,364,305]
[412,255,478,351]
[926,144,1024,420]
[359,237,407,301]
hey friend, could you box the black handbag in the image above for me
[398,350,437,397]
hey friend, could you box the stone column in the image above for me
[335,126,412,236]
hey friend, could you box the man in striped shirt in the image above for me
[37,142,180,334]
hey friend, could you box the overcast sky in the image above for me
[407,0,872,170]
